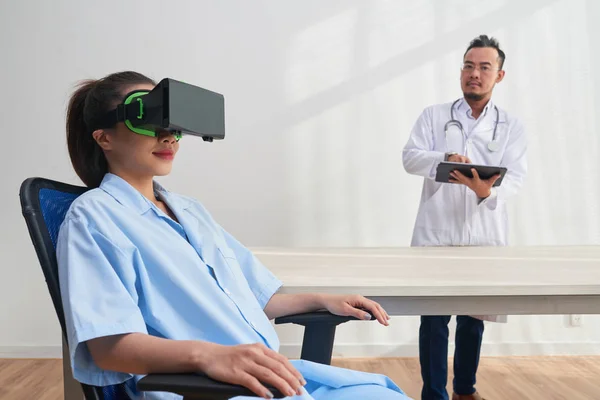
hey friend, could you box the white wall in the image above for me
[1,0,599,359]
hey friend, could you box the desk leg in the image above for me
[62,337,84,400]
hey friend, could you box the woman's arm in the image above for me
[217,227,389,327]
[262,293,323,320]
[87,333,205,375]
[87,333,306,399]
[264,293,390,326]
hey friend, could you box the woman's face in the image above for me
[93,83,180,181]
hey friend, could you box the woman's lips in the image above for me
[153,150,174,160]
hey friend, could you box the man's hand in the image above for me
[201,342,306,399]
[447,154,472,164]
[320,294,391,326]
[449,168,500,198]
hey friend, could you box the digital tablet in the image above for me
[435,162,507,187]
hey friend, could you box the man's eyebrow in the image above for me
[464,60,493,66]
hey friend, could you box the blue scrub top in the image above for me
[57,173,408,400]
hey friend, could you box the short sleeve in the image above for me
[57,213,148,387]
[220,229,282,309]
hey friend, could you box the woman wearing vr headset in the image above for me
[59,71,409,400]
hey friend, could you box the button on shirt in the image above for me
[57,173,407,400]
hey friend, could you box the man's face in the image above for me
[460,47,505,101]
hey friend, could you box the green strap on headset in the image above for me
[123,91,181,141]
[137,98,144,119]
[124,91,152,137]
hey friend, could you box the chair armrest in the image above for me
[138,312,375,397]
[274,310,374,326]
[274,310,374,365]
[137,373,284,400]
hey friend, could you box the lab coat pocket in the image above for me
[417,184,458,231]
[471,123,508,165]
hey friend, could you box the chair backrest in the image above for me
[19,177,130,400]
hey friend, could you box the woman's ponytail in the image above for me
[65,71,155,188]
[66,80,108,188]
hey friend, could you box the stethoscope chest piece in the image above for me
[487,140,500,152]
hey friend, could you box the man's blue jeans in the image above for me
[419,316,484,400]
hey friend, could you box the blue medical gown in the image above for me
[56,173,409,400]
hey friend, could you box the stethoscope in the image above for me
[444,98,500,152]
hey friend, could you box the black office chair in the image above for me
[20,177,366,400]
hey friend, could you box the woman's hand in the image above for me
[320,294,391,326]
[200,342,306,399]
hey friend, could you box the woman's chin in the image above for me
[152,165,174,177]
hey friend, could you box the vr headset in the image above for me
[96,78,225,142]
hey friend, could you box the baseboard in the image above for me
[2,342,599,359]
[279,342,600,359]
[0,346,62,358]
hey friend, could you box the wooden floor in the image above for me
[333,357,600,400]
[0,359,63,400]
[1,357,599,399]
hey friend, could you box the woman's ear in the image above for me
[92,129,112,151]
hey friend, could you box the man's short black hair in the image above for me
[464,35,506,70]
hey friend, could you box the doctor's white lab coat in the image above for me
[402,98,527,323]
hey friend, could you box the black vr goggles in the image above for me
[96,78,225,142]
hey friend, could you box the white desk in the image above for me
[252,246,600,316]
[63,245,600,400]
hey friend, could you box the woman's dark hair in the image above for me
[66,71,156,188]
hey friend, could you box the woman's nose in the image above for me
[158,130,177,143]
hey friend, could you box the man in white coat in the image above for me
[402,35,527,400]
